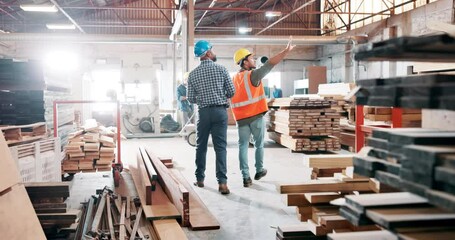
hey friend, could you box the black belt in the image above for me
[202,104,227,109]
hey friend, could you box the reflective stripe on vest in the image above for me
[231,72,266,108]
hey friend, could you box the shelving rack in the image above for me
[344,33,455,239]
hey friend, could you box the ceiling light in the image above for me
[20,4,58,12]
[46,24,76,30]
[238,27,252,34]
[265,11,282,18]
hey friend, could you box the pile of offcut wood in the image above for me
[267,97,341,152]
[62,119,116,173]
[25,182,81,239]
[276,154,386,240]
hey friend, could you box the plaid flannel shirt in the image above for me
[187,60,235,108]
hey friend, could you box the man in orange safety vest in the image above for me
[231,37,295,187]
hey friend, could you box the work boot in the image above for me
[254,169,267,180]
[193,181,204,188]
[218,183,230,195]
[243,177,252,187]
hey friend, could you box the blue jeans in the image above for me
[238,117,265,179]
[195,106,228,184]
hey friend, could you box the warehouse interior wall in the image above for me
[319,0,454,83]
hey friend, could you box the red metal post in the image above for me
[391,107,403,128]
[53,101,58,137]
[355,105,364,152]
[116,101,121,165]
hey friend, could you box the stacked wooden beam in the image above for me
[129,146,219,231]
[339,121,355,152]
[25,182,81,239]
[331,192,455,240]
[303,154,354,180]
[62,121,117,173]
[269,132,340,152]
[278,177,380,239]
[268,97,341,152]
[355,73,455,110]
[364,106,421,127]
[354,128,455,212]
[0,122,48,145]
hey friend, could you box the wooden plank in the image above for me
[345,192,429,213]
[327,230,397,240]
[169,168,220,230]
[366,207,455,230]
[277,223,315,237]
[0,184,46,239]
[0,132,21,192]
[304,155,354,168]
[91,191,107,233]
[138,147,158,191]
[279,180,371,194]
[130,207,142,240]
[312,206,340,224]
[152,219,188,240]
[106,197,116,240]
[305,192,344,204]
[320,215,351,230]
[282,193,311,206]
[307,219,331,236]
[119,201,126,240]
[398,229,455,240]
[145,147,189,227]
[136,153,153,205]
[128,156,181,220]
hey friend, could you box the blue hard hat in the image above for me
[194,40,212,57]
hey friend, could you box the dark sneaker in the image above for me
[254,169,267,180]
[193,181,204,187]
[218,184,230,195]
[243,177,252,187]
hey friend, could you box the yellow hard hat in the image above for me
[233,48,252,65]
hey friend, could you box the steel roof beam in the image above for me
[49,0,85,33]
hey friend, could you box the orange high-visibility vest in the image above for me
[231,70,268,121]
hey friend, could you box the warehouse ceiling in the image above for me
[0,0,433,37]
[0,0,322,36]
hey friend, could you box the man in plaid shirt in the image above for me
[188,40,235,195]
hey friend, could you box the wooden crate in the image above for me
[9,137,62,182]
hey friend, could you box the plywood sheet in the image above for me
[152,219,188,240]
[0,184,46,240]
[0,132,20,192]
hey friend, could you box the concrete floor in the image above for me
[68,126,328,240]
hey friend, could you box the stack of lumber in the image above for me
[0,131,46,239]
[303,154,354,180]
[331,192,455,240]
[25,182,81,239]
[0,59,74,148]
[278,177,380,239]
[355,73,455,110]
[317,83,355,121]
[268,97,341,152]
[0,122,48,145]
[354,128,455,212]
[129,146,219,232]
[62,120,117,173]
[339,120,355,152]
[363,106,422,127]
[269,132,340,152]
[276,153,391,239]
